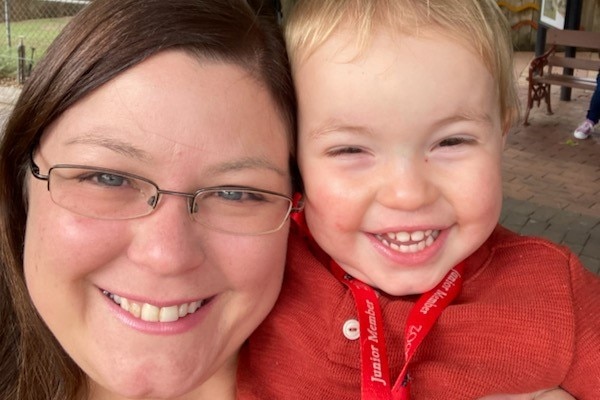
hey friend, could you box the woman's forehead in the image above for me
[40,51,289,157]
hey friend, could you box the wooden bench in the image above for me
[523,28,600,125]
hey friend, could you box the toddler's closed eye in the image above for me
[438,137,474,147]
[327,146,365,156]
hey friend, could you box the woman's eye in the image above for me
[218,190,243,201]
[79,172,129,187]
[217,190,265,202]
[438,137,473,147]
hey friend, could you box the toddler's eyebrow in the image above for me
[433,110,494,127]
[309,122,373,139]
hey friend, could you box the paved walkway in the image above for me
[0,52,599,274]
[503,52,600,274]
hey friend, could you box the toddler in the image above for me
[238,0,600,399]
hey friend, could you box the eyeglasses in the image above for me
[30,158,298,235]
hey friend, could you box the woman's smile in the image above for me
[101,289,210,323]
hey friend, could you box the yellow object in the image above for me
[497,1,540,13]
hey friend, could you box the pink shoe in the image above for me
[573,119,594,139]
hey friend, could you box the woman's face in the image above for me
[24,50,291,399]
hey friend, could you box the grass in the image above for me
[0,16,71,80]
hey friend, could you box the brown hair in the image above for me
[0,0,295,398]
[285,0,518,133]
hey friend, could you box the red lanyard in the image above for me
[330,260,465,400]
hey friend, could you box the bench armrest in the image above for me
[528,45,556,80]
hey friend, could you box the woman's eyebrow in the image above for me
[207,157,288,177]
[65,134,151,161]
[66,135,287,176]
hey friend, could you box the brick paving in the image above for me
[0,53,598,274]
[502,52,600,274]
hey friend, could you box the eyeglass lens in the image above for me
[45,166,292,235]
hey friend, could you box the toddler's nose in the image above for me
[376,160,437,211]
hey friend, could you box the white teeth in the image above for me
[178,303,189,318]
[410,231,424,241]
[120,297,130,311]
[377,229,440,253]
[159,305,180,323]
[129,302,142,319]
[396,232,411,242]
[141,303,159,322]
[103,291,206,323]
[426,235,434,246]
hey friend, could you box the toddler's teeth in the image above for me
[378,229,440,253]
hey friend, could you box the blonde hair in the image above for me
[285,0,519,132]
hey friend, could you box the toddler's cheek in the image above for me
[476,388,574,400]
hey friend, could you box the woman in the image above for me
[0,0,296,398]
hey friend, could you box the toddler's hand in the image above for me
[477,388,575,400]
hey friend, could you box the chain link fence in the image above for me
[1,0,89,83]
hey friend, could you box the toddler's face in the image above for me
[295,28,506,295]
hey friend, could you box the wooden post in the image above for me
[4,0,11,48]
[17,37,25,84]
[560,0,583,101]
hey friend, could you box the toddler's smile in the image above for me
[376,230,440,254]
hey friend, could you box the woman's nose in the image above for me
[127,195,205,276]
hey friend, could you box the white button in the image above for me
[342,319,360,340]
